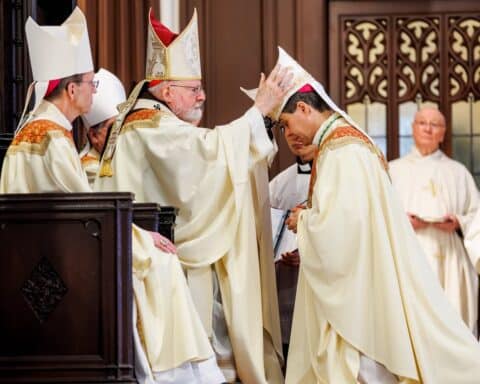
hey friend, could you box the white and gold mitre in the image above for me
[241,47,359,129]
[269,47,316,120]
[241,47,316,120]
[146,8,201,81]
[25,7,93,82]
[82,69,126,128]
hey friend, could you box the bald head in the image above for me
[412,108,446,156]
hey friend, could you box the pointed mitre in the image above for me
[241,47,359,129]
[82,69,126,128]
[25,7,93,82]
[146,8,201,81]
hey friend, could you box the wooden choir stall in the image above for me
[0,193,177,383]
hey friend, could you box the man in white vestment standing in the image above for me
[266,47,480,384]
[95,9,291,384]
[390,108,479,334]
[269,141,315,361]
[0,8,225,384]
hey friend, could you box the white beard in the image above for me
[180,106,203,124]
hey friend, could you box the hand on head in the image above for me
[254,64,294,117]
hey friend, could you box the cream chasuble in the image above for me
[94,99,284,384]
[269,163,310,346]
[0,100,220,383]
[0,101,91,193]
[79,141,100,188]
[286,113,480,384]
[389,149,479,333]
[465,205,480,278]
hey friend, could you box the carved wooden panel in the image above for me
[344,18,389,105]
[0,193,136,383]
[395,17,441,103]
[0,133,14,170]
[330,1,480,162]
[0,1,76,134]
[0,0,32,134]
[448,16,480,101]
[448,15,480,183]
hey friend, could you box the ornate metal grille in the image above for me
[337,9,480,183]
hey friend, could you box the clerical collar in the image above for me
[26,100,73,132]
[312,112,342,146]
[297,160,312,174]
[411,146,443,160]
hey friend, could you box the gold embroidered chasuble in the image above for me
[0,102,90,193]
[94,99,284,384]
[0,100,215,377]
[286,113,480,384]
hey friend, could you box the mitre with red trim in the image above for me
[146,8,201,82]
[18,7,93,131]
[241,47,360,130]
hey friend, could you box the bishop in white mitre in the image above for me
[263,47,480,384]
[94,9,291,384]
[0,8,224,384]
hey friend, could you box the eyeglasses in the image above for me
[170,84,204,95]
[75,80,99,89]
[414,120,444,130]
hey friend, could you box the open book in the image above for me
[415,215,446,223]
[271,207,298,261]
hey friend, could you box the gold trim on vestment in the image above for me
[320,136,389,173]
[120,110,164,134]
[8,120,73,156]
[99,80,148,177]
[307,125,389,208]
[318,125,388,172]
[81,155,98,165]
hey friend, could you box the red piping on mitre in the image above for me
[149,8,178,46]
[298,84,314,93]
[45,79,61,97]
[148,8,179,88]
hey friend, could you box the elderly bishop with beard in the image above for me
[95,9,291,384]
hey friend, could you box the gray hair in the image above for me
[148,80,172,96]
